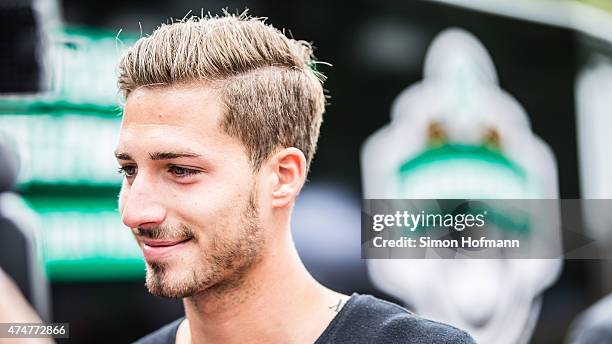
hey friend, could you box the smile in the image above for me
[141,237,193,261]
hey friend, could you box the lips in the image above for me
[142,238,190,247]
[141,237,192,260]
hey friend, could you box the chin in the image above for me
[144,260,217,299]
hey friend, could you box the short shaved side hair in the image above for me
[117,12,327,172]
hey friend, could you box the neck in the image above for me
[179,229,346,344]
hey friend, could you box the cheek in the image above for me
[177,181,250,228]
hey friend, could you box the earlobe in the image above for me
[270,148,306,208]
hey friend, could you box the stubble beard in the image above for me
[144,190,264,298]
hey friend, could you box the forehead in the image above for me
[122,83,223,128]
[117,84,234,154]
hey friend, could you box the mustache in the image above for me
[134,224,195,241]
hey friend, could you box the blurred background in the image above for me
[2,0,612,343]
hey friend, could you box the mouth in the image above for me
[141,237,193,261]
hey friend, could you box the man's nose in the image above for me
[120,174,167,229]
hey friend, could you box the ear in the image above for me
[269,147,307,208]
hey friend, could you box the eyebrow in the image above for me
[114,151,202,161]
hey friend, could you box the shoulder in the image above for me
[322,294,475,344]
[132,317,184,344]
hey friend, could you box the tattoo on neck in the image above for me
[329,298,344,312]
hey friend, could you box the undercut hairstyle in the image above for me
[117,12,327,172]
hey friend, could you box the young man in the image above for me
[115,13,475,344]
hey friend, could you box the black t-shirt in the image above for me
[133,293,476,343]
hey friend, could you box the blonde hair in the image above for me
[117,12,327,172]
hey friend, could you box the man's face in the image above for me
[115,84,265,298]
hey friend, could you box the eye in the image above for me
[118,165,137,178]
[482,127,501,150]
[426,120,447,146]
[169,165,202,178]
